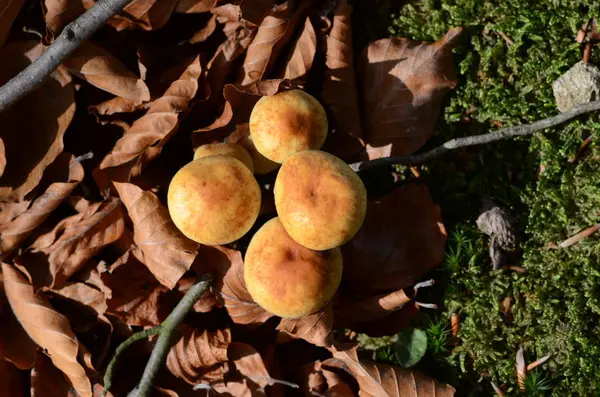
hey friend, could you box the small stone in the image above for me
[552,61,600,112]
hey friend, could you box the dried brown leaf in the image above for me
[51,280,108,315]
[96,56,202,186]
[108,0,179,31]
[0,153,84,255]
[334,288,412,329]
[88,96,151,116]
[113,182,199,289]
[301,360,354,397]
[211,245,274,326]
[0,360,27,397]
[277,304,333,347]
[239,3,292,85]
[175,0,216,13]
[2,263,92,397]
[240,0,274,26]
[229,342,284,388]
[14,197,125,290]
[0,0,24,48]
[101,251,175,326]
[361,28,462,158]
[0,41,75,202]
[188,14,218,44]
[30,352,80,397]
[42,0,90,42]
[0,137,5,177]
[167,325,231,384]
[0,276,37,370]
[341,184,446,295]
[212,379,265,397]
[325,344,455,396]
[283,17,317,80]
[64,41,150,102]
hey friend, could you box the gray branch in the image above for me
[0,0,134,113]
[350,99,600,171]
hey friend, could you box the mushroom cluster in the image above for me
[168,89,367,318]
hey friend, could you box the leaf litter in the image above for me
[0,0,461,395]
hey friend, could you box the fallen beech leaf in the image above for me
[96,56,202,186]
[51,280,108,316]
[0,153,84,255]
[101,251,176,326]
[301,360,354,397]
[229,342,291,389]
[30,351,80,397]
[0,360,27,397]
[334,288,412,329]
[108,0,179,31]
[325,344,455,396]
[212,245,274,326]
[240,0,274,26]
[14,197,125,290]
[0,41,75,202]
[341,184,446,295]
[188,14,218,44]
[321,0,364,161]
[175,0,216,13]
[113,182,199,289]
[277,304,333,347]
[88,96,151,116]
[64,41,150,102]
[361,28,462,158]
[0,0,24,48]
[239,3,292,85]
[0,276,37,370]
[167,325,231,384]
[212,379,264,397]
[283,17,317,80]
[2,263,92,397]
[42,0,91,42]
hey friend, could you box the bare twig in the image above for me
[496,30,514,46]
[490,381,505,396]
[0,0,134,113]
[558,223,600,248]
[350,99,600,171]
[102,275,212,397]
[129,274,212,397]
[568,135,594,163]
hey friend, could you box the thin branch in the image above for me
[350,99,600,171]
[128,274,212,397]
[0,0,134,113]
[102,326,162,397]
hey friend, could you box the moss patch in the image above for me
[353,0,600,395]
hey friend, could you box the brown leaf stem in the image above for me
[102,274,211,397]
[0,0,134,113]
[351,99,600,171]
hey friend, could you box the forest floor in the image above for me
[353,1,600,396]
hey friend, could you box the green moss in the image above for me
[360,0,600,395]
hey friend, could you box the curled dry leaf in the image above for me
[30,351,80,397]
[175,0,216,13]
[283,17,317,80]
[108,0,179,31]
[64,41,150,102]
[341,184,446,295]
[240,0,274,26]
[0,137,5,177]
[113,182,199,289]
[88,96,151,116]
[0,0,24,48]
[0,153,84,255]
[0,360,27,397]
[14,197,125,290]
[277,304,333,347]
[167,325,231,384]
[0,41,75,202]
[229,342,287,389]
[301,360,354,397]
[210,245,274,326]
[212,379,265,397]
[0,276,37,370]
[96,56,202,186]
[320,0,364,161]
[239,3,292,85]
[101,251,176,326]
[2,263,92,397]
[188,14,218,45]
[42,0,91,42]
[361,28,462,159]
[325,343,455,396]
[334,288,412,330]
